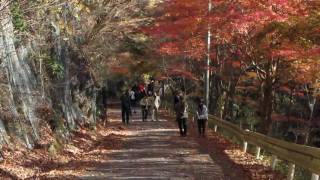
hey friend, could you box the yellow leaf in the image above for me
[246,72,257,78]
[66,26,73,35]
[86,7,91,13]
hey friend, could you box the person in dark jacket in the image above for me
[196,99,208,137]
[120,90,131,124]
[175,93,188,137]
[147,79,155,94]
[173,90,180,108]
[173,90,181,121]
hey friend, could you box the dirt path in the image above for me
[81,108,225,179]
[0,106,283,179]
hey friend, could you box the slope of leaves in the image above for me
[0,123,126,179]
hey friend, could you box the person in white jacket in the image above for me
[129,89,136,113]
[196,99,208,137]
[152,92,161,121]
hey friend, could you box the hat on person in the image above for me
[200,98,204,104]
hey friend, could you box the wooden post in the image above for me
[255,146,261,159]
[311,174,319,180]
[232,136,237,144]
[214,125,218,132]
[271,155,277,170]
[243,141,248,153]
[287,163,295,180]
[242,129,250,153]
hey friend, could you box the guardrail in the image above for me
[162,100,320,180]
[209,115,320,180]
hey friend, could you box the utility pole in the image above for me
[205,0,212,107]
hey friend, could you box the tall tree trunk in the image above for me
[259,77,274,135]
[209,45,222,114]
[222,78,239,120]
[222,82,231,119]
[220,90,227,119]
[305,88,316,145]
[209,74,221,114]
[205,0,212,107]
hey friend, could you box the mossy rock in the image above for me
[48,143,57,156]
[48,138,63,156]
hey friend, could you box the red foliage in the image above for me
[143,0,319,95]
[165,63,199,81]
[278,86,292,94]
[143,0,311,60]
[231,61,241,68]
[110,67,129,75]
[143,0,209,59]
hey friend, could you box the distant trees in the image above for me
[144,0,320,141]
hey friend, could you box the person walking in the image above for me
[120,90,131,124]
[173,90,181,123]
[175,93,188,137]
[152,92,161,121]
[129,89,136,113]
[140,93,149,122]
[146,91,154,120]
[173,90,180,108]
[196,99,208,137]
[147,78,155,94]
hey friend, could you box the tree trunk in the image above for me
[205,0,212,107]
[305,94,316,145]
[220,90,227,119]
[209,45,222,115]
[259,78,274,135]
[222,78,238,120]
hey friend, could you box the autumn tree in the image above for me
[145,0,320,136]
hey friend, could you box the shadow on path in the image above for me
[81,108,225,180]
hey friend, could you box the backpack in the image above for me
[182,104,188,119]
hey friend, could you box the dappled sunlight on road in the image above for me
[82,108,225,179]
